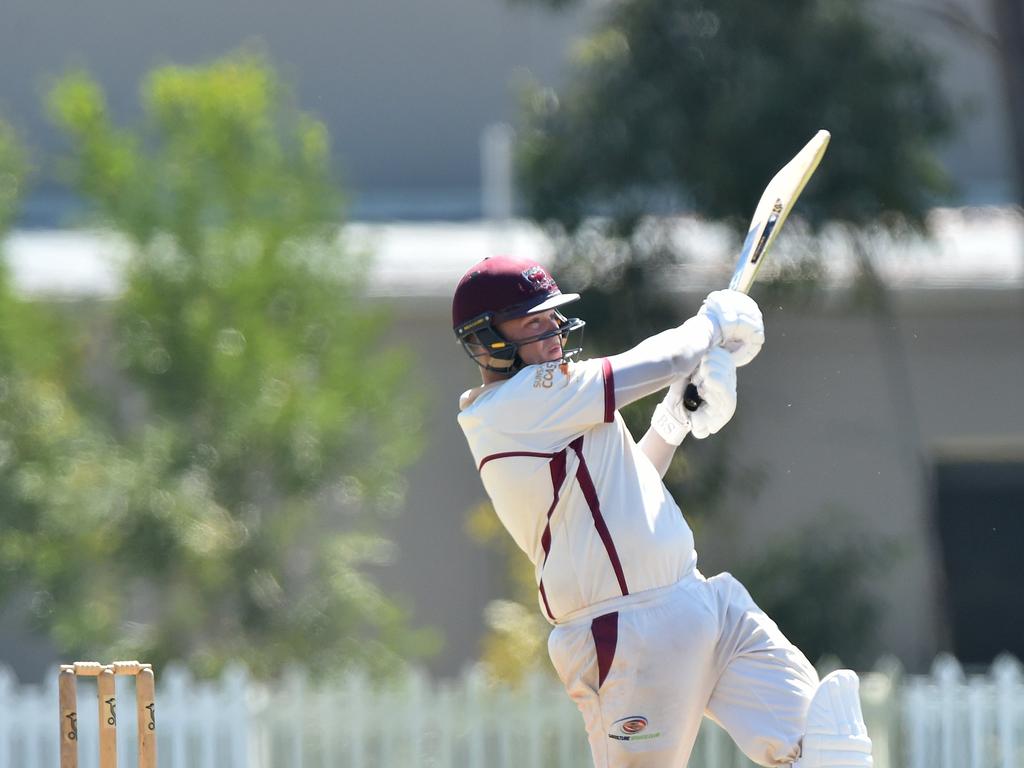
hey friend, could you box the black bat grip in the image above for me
[683,382,702,412]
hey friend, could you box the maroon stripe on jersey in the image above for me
[569,436,629,596]
[539,450,568,556]
[478,450,556,472]
[537,449,568,622]
[538,581,555,622]
[601,358,615,423]
[591,612,619,689]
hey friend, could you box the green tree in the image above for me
[0,51,439,678]
[465,501,550,681]
[0,121,28,235]
[517,0,951,230]
[0,121,111,654]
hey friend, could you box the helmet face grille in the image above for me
[456,312,585,374]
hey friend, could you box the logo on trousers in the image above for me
[609,715,661,742]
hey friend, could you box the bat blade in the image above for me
[683,129,830,413]
[728,129,830,294]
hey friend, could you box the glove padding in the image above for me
[652,347,737,444]
[698,289,764,367]
[688,347,737,438]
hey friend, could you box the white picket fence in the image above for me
[0,654,1021,767]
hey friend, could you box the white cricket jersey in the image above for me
[458,357,697,624]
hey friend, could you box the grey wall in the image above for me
[0,0,1018,218]
[871,0,1018,203]
[1,0,593,212]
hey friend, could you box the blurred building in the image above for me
[1,0,596,224]
[0,0,1021,679]
[0,0,1019,224]
[4,210,1023,678]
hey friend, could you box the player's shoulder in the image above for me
[459,358,604,414]
[475,364,565,408]
[512,357,605,394]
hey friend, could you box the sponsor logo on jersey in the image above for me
[533,362,559,389]
[608,715,661,742]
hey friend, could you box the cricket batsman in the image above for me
[453,255,873,767]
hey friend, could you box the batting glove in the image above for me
[687,347,737,438]
[699,289,765,367]
[652,347,738,443]
[651,380,692,445]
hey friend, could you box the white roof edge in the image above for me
[3,207,1021,299]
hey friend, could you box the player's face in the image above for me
[497,310,565,365]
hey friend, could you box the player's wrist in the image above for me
[652,401,691,445]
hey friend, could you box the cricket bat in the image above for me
[684,129,831,411]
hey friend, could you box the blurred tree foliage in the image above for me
[0,52,438,679]
[465,501,550,681]
[0,122,114,660]
[731,511,900,668]
[517,0,952,230]
[0,122,28,235]
[473,0,951,679]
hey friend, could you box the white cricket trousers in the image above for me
[547,571,819,767]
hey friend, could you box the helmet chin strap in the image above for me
[482,354,521,376]
[488,334,581,377]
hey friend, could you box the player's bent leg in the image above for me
[547,579,720,767]
[793,670,873,768]
[703,572,818,766]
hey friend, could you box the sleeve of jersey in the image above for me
[486,358,615,439]
[607,314,716,408]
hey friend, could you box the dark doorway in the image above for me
[934,458,1024,664]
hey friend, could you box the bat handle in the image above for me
[683,383,702,412]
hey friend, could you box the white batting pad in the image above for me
[794,670,873,767]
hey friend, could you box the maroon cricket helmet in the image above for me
[451,255,584,373]
[451,255,579,331]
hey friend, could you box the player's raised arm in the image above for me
[607,291,760,476]
[607,289,764,408]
